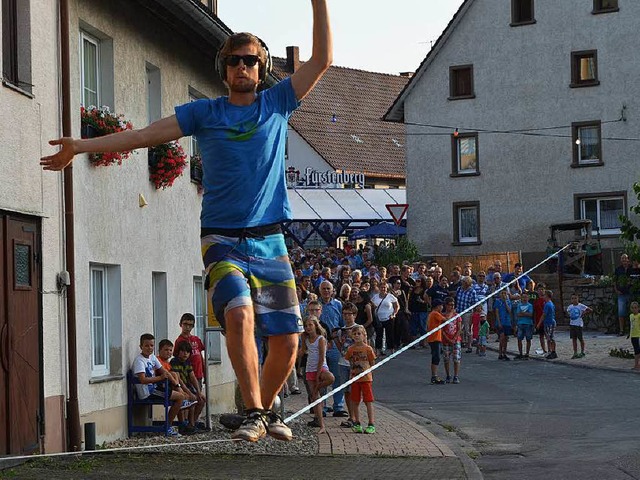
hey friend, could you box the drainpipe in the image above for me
[59,0,81,452]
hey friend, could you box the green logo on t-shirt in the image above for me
[227,121,259,141]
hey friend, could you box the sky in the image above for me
[218,0,466,75]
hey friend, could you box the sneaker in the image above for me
[290,387,302,395]
[550,352,558,359]
[231,411,267,443]
[180,400,195,410]
[498,355,504,360]
[364,424,376,434]
[465,348,473,353]
[571,353,580,359]
[524,354,530,359]
[452,376,460,384]
[578,352,586,358]
[166,426,181,437]
[503,356,511,361]
[265,410,293,441]
[325,406,334,413]
[340,419,354,428]
[430,376,445,385]
[445,376,451,384]
[333,410,350,418]
[352,423,364,434]
[514,354,523,360]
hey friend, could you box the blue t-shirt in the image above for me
[543,301,556,326]
[494,298,512,327]
[175,78,300,228]
[516,302,534,326]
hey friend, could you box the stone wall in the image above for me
[561,281,616,331]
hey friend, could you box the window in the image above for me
[152,272,168,344]
[146,63,161,125]
[593,0,618,14]
[572,121,602,166]
[193,275,206,342]
[90,264,122,377]
[81,32,100,107]
[79,26,114,109]
[453,202,481,245]
[575,193,626,235]
[2,0,32,95]
[451,133,479,176]
[571,50,599,87]
[449,65,474,99]
[511,0,535,25]
[188,87,206,157]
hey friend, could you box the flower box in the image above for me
[80,106,133,166]
[148,141,188,190]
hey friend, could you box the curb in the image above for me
[387,406,484,480]
[485,344,637,374]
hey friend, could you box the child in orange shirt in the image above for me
[344,325,377,434]
[427,299,446,384]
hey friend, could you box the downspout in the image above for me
[59,0,81,452]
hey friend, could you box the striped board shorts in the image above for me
[201,232,303,336]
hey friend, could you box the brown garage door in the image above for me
[0,213,42,455]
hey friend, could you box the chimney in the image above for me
[286,46,300,73]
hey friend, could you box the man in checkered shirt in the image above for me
[456,276,478,353]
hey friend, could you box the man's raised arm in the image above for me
[40,115,183,171]
[290,0,333,101]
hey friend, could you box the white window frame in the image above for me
[580,196,624,235]
[90,265,109,377]
[193,275,206,342]
[577,125,601,165]
[80,31,100,107]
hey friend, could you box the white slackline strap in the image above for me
[0,438,241,463]
[284,244,570,423]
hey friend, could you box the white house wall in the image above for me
[287,129,334,173]
[69,0,235,442]
[404,0,639,255]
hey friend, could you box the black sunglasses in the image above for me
[225,54,260,68]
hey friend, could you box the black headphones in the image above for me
[215,36,272,84]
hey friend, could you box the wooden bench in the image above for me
[126,370,171,437]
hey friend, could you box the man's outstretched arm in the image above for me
[40,115,183,171]
[290,0,333,101]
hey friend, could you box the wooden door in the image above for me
[0,217,7,454]
[1,214,42,455]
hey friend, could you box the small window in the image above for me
[453,202,481,245]
[593,0,618,14]
[90,266,109,377]
[449,65,474,99]
[152,272,168,344]
[451,133,479,176]
[571,50,599,87]
[572,121,602,166]
[193,275,206,342]
[146,63,161,125]
[90,264,122,378]
[511,0,535,25]
[79,26,114,109]
[576,194,625,235]
[2,0,33,95]
[81,32,100,107]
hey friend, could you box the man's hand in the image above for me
[40,138,76,171]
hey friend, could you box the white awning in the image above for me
[287,188,407,222]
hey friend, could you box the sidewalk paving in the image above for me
[285,392,455,457]
[491,328,638,372]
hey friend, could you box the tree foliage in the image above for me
[620,181,640,261]
[373,236,419,268]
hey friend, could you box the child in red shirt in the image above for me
[174,313,206,388]
[471,305,483,354]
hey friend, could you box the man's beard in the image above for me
[229,78,258,93]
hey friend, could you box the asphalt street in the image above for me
[374,347,640,480]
